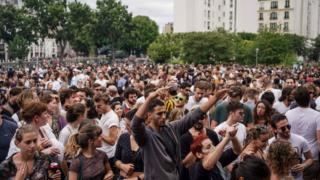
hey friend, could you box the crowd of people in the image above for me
[0,62,319,180]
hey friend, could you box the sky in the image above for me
[78,0,174,32]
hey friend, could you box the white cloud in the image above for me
[77,0,173,32]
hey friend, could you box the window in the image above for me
[284,11,289,19]
[259,13,264,20]
[270,12,277,20]
[208,21,211,30]
[230,0,233,8]
[285,0,290,8]
[271,1,278,9]
[259,2,264,10]
[229,22,233,30]
[223,0,226,6]
[284,22,289,31]
[270,22,277,30]
[259,23,264,30]
[208,0,211,7]
[208,10,211,19]
[229,11,233,20]
[223,12,225,17]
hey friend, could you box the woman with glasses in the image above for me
[68,123,114,180]
[240,125,269,160]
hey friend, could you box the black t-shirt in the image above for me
[0,119,18,162]
[180,129,220,180]
[189,149,238,180]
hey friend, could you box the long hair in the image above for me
[64,123,102,159]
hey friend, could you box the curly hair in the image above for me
[244,125,269,146]
[267,139,297,176]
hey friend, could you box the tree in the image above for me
[283,34,306,56]
[68,2,95,56]
[148,33,183,64]
[94,0,132,59]
[254,30,293,65]
[310,35,320,61]
[0,5,37,44]
[181,31,234,64]
[8,35,29,61]
[124,15,158,56]
[23,0,71,60]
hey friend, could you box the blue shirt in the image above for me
[0,119,18,162]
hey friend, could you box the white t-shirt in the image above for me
[58,124,78,145]
[185,96,208,111]
[7,124,64,161]
[273,101,290,114]
[97,110,119,158]
[268,134,310,180]
[214,122,247,149]
[315,96,320,111]
[286,107,320,160]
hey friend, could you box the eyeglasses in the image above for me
[279,124,291,132]
[174,96,185,102]
[309,91,315,95]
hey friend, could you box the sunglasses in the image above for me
[175,96,185,101]
[279,124,291,132]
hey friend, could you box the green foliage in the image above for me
[310,35,320,61]
[148,34,183,64]
[181,31,234,64]
[0,5,37,44]
[124,15,159,56]
[8,35,29,60]
[68,2,95,56]
[94,0,132,58]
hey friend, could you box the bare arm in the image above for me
[68,171,78,180]
[230,137,242,155]
[101,126,119,145]
[302,151,314,169]
[182,152,197,168]
[202,136,230,170]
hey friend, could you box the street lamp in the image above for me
[256,48,259,67]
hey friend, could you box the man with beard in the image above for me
[269,114,313,180]
[131,87,228,180]
[122,87,138,115]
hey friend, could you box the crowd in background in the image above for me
[0,62,319,180]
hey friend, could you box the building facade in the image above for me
[163,22,174,34]
[174,0,254,33]
[260,0,320,38]
[0,0,60,62]
[174,0,320,38]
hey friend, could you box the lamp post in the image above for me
[255,48,259,67]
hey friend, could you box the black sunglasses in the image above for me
[279,124,291,132]
[175,96,184,101]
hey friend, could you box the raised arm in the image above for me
[171,89,228,135]
[131,87,168,146]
